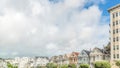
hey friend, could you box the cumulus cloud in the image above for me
[0,0,109,57]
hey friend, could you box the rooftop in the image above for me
[108,4,120,12]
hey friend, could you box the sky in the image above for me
[0,0,119,58]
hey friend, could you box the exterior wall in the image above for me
[89,48,110,68]
[13,57,49,68]
[109,5,120,61]
[0,59,7,68]
[90,49,103,68]
[50,56,58,64]
[35,57,49,67]
[62,54,70,65]
[19,57,30,68]
[108,4,120,68]
[50,55,70,65]
[78,51,90,65]
[69,52,79,65]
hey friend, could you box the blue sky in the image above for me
[99,0,120,16]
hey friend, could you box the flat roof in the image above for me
[108,4,120,12]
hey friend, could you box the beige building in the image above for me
[108,4,120,68]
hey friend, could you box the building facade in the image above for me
[108,4,120,68]
[0,59,7,68]
[90,47,110,68]
[62,54,70,65]
[50,54,70,65]
[50,56,59,64]
[34,56,49,67]
[15,57,31,68]
[13,56,49,68]
[69,52,79,65]
[78,50,90,65]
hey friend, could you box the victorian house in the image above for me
[62,54,70,65]
[50,54,70,65]
[34,56,49,67]
[78,50,90,65]
[69,52,79,65]
[50,56,59,64]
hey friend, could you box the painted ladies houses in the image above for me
[34,56,49,67]
[78,50,90,65]
[69,52,79,65]
[90,47,110,68]
[50,56,59,64]
[50,54,70,65]
[62,54,70,65]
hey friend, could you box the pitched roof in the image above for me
[72,52,79,56]
[93,47,110,54]
[82,50,90,55]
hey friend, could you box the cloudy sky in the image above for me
[0,0,119,58]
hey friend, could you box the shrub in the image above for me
[68,64,76,68]
[46,63,57,68]
[94,61,111,68]
[79,64,89,68]
[61,64,68,68]
[116,60,120,68]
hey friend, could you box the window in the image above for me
[113,46,115,50]
[113,22,115,26]
[117,45,119,50]
[114,54,116,59]
[119,28,120,32]
[116,12,118,17]
[84,58,85,61]
[113,30,115,34]
[97,55,99,60]
[116,29,118,33]
[117,54,119,59]
[113,38,115,42]
[113,13,115,18]
[116,37,119,41]
[116,20,118,25]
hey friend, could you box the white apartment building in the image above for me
[108,4,120,68]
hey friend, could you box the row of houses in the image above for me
[0,56,49,68]
[50,43,111,68]
[0,43,110,68]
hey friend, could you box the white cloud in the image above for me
[64,0,86,8]
[46,43,58,50]
[0,0,109,57]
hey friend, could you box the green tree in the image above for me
[7,62,14,68]
[79,64,89,68]
[7,62,18,68]
[94,61,111,68]
[14,66,18,68]
[116,60,120,68]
